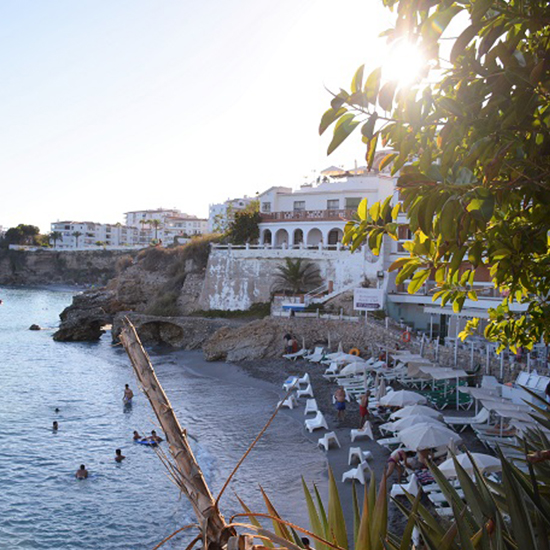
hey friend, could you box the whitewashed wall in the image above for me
[198,245,386,311]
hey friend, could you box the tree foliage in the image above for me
[227,201,261,245]
[1,224,42,247]
[271,258,323,295]
[323,0,550,351]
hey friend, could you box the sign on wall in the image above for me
[353,288,384,311]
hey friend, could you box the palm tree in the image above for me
[150,219,162,241]
[72,231,83,248]
[271,258,322,295]
[49,231,62,248]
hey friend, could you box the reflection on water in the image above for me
[0,287,327,549]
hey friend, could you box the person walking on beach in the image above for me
[334,386,346,421]
[359,391,369,427]
[75,465,89,479]
[123,384,134,403]
[283,334,294,354]
[115,449,126,462]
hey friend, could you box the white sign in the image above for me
[353,288,384,311]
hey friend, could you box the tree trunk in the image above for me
[119,318,235,549]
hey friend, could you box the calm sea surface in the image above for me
[0,287,326,550]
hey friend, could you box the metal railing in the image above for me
[260,208,356,222]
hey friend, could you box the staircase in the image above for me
[304,280,363,306]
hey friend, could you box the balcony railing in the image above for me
[260,208,356,222]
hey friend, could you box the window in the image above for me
[345,197,362,209]
[293,201,306,212]
[327,199,339,210]
[261,202,271,213]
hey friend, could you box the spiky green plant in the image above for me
[271,258,323,295]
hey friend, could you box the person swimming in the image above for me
[115,449,126,462]
[148,430,163,443]
[75,465,88,479]
[52,421,58,431]
[133,430,142,441]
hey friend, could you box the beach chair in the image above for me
[443,407,490,432]
[323,362,340,379]
[342,460,371,484]
[348,446,373,465]
[297,373,311,386]
[317,431,341,451]
[377,436,401,450]
[282,376,299,392]
[297,383,314,399]
[350,421,374,442]
[304,398,319,415]
[305,411,328,433]
[305,347,325,362]
[390,476,420,498]
[283,348,309,361]
[277,394,298,409]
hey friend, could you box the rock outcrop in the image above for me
[53,290,125,341]
[111,313,243,348]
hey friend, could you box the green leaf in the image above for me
[366,133,379,170]
[450,23,483,62]
[357,199,368,221]
[327,114,360,155]
[438,97,465,117]
[351,64,365,94]
[301,478,329,550]
[378,81,397,111]
[379,153,397,172]
[408,268,430,294]
[235,494,275,548]
[364,67,382,104]
[388,257,411,272]
[327,468,348,549]
[361,113,378,140]
[319,107,347,136]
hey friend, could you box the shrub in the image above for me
[115,255,134,274]
[145,291,181,317]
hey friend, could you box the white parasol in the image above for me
[381,414,444,433]
[379,390,427,407]
[438,453,501,478]
[398,423,462,451]
[390,404,442,420]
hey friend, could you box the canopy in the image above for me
[381,414,443,433]
[438,453,501,478]
[390,404,443,420]
[419,366,468,380]
[380,390,427,407]
[398,423,462,451]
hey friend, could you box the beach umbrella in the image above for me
[398,423,462,451]
[382,414,444,433]
[376,378,387,399]
[390,405,442,420]
[337,341,343,353]
[379,390,427,407]
[438,453,502,478]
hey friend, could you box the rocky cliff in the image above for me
[0,248,138,286]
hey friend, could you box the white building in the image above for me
[50,221,145,249]
[124,208,182,229]
[160,215,208,245]
[208,196,256,233]
[258,157,395,248]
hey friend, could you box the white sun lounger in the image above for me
[443,407,490,432]
[318,431,341,451]
[297,373,311,386]
[304,398,319,415]
[297,383,314,399]
[283,348,309,361]
[305,411,328,433]
[350,421,374,442]
[305,347,325,362]
[390,476,420,498]
[277,394,298,409]
[348,446,373,465]
[342,460,371,484]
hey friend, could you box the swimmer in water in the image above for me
[75,465,88,479]
[123,384,134,403]
[133,430,141,441]
[148,430,163,443]
[52,421,58,431]
[115,449,126,462]
[54,408,60,413]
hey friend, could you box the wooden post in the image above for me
[119,318,234,550]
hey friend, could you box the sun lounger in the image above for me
[317,431,341,451]
[283,348,309,361]
[304,398,319,415]
[350,421,374,442]
[305,411,328,432]
[348,446,373,465]
[282,376,299,392]
[305,347,326,363]
[377,436,401,450]
[390,476,420,498]
[443,407,490,432]
[277,394,298,409]
[342,460,371,484]
[297,383,314,399]
[297,373,311,386]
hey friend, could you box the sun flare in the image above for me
[382,41,425,86]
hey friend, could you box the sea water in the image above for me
[0,287,327,550]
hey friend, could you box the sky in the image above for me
[0,0,397,233]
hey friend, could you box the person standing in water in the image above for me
[75,465,88,479]
[52,421,58,432]
[123,384,134,403]
[115,449,126,462]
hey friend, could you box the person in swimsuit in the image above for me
[75,465,89,479]
[359,391,370,427]
[386,448,410,482]
[148,430,163,443]
[123,384,134,403]
[133,430,142,441]
[115,449,126,462]
[334,387,346,421]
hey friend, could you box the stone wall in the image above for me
[198,245,386,311]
